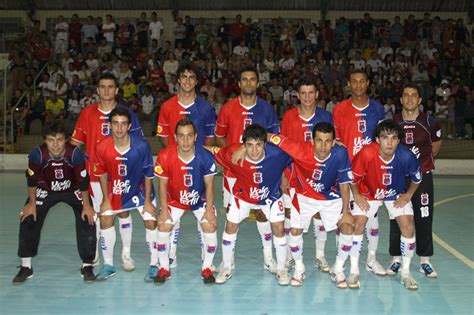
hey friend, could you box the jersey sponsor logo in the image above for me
[253,172,263,184]
[74,189,83,200]
[212,146,221,154]
[157,125,163,134]
[290,245,300,253]
[52,162,63,167]
[353,136,372,156]
[51,180,72,191]
[249,186,270,200]
[80,169,87,177]
[436,130,441,138]
[374,188,397,200]
[207,245,216,253]
[36,188,48,199]
[312,169,322,180]
[243,118,252,129]
[341,244,352,252]
[179,189,199,205]
[157,244,166,252]
[304,131,312,142]
[271,135,281,145]
[101,122,110,136]
[421,193,429,206]
[405,131,414,144]
[410,146,421,159]
[112,179,131,195]
[264,233,272,241]
[179,111,191,114]
[118,164,127,176]
[154,165,164,175]
[382,173,392,185]
[306,179,325,193]
[357,119,367,133]
[370,228,379,236]
[35,201,43,205]
[27,168,34,176]
[181,166,193,170]
[183,174,193,187]
[115,157,128,160]
[54,169,64,179]
[210,163,216,172]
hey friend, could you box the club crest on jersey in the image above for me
[357,119,367,133]
[154,165,163,175]
[382,173,392,185]
[243,118,252,129]
[101,122,110,136]
[184,174,193,187]
[54,169,64,179]
[27,168,34,176]
[304,131,312,142]
[312,169,322,180]
[253,172,263,184]
[405,131,414,144]
[421,193,429,206]
[118,164,127,176]
[157,125,163,134]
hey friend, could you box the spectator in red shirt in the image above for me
[229,14,247,49]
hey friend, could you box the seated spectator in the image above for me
[121,77,137,101]
[66,90,82,134]
[45,92,66,125]
[24,90,46,135]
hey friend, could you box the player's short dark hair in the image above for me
[349,69,369,80]
[239,66,259,82]
[312,122,335,140]
[43,121,67,139]
[175,117,196,134]
[242,124,267,143]
[296,77,317,92]
[402,83,421,96]
[374,119,404,139]
[109,107,131,124]
[98,72,118,86]
[176,61,200,79]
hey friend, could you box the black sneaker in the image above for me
[13,266,33,284]
[81,265,96,283]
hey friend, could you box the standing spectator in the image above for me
[117,18,135,55]
[435,79,451,102]
[136,12,149,48]
[54,15,69,61]
[217,17,229,48]
[173,17,186,49]
[162,53,179,84]
[358,13,373,50]
[102,14,116,47]
[8,41,28,92]
[418,13,433,47]
[454,18,469,45]
[378,39,394,60]
[183,15,195,49]
[95,16,103,42]
[229,14,246,48]
[81,16,99,45]
[69,14,82,49]
[149,12,164,48]
[404,15,418,50]
[390,16,404,51]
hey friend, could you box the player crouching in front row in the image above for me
[349,119,421,290]
[154,118,218,285]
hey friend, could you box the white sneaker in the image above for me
[290,267,305,287]
[330,271,348,289]
[366,260,387,276]
[285,258,295,270]
[348,273,360,289]
[215,267,233,284]
[315,257,330,273]
[216,261,235,273]
[401,272,418,290]
[419,262,438,278]
[386,261,401,276]
[121,256,135,272]
[277,269,291,286]
[264,258,278,274]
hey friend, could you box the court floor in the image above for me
[0,173,473,315]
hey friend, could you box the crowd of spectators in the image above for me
[6,11,474,140]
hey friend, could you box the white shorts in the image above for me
[101,199,157,221]
[351,200,414,220]
[222,176,236,208]
[90,181,103,213]
[227,197,285,224]
[283,188,296,209]
[291,194,342,232]
[167,205,216,226]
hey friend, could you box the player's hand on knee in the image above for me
[231,144,246,166]
[354,195,370,212]
[81,204,95,225]
[394,193,411,208]
[99,199,112,216]
[339,211,355,228]
[158,207,172,225]
[20,202,37,222]
[143,201,158,217]
[202,206,217,229]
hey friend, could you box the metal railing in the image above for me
[2,60,12,157]
[33,62,49,96]
[10,90,30,146]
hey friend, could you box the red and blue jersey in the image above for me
[333,99,384,161]
[281,107,333,142]
[216,96,279,145]
[27,142,88,192]
[214,144,291,205]
[154,144,217,211]
[270,135,352,200]
[72,102,142,181]
[94,135,154,211]
[351,143,421,201]
[157,95,216,146]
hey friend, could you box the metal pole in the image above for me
[33,62,49,97]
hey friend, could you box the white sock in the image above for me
[256,221,273,262]
[202,232,217,269]
[146,228,158,266]
[94,217,100,263]
[365,216,379,262]
[222,232,237,269]
[401,236,415,274]
[313,218,327,259]
[118,216,133,258]
[335,228,340,248]
[334,233,353,273]
[349,234,363,274]
[284,218,292,264]
[157,231,170,270]
[100,226,116,266]
[21,257,32,268]
[289,234,304,270]
[169,221,180,263]
[197,221,204,262]
[273,235,287,272]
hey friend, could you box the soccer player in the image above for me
[350,119,421,290]
[388,83,442,278]
[268,122,354,288]
[93,108,158,281]
[156,61,216,269]
[333,70,386,276]
[153,118,218,285]
[72,73,142,271]
[215,66,280,273]
[13,122,96,284]
[280,77,333,272]
[211,124,292,285]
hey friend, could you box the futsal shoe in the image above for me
[419,262,438,278]
[366,260,387,276]
[80,266,96,283]
[144,265,159,283]
[215,267,233,284]
[330,271,348,289]
[96,264,116,280]
[347,273,360,289]
[401,272,418,290]
[277,269,291,286]
[121,255,135,272]
[216,261,235,273]
[12,266,33,284]
[154,268,171,285]
[315,256,330,273]
[201,268,216,285]
[386,261,401,276]
[264,258,278,274]
[290,266,305,287]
